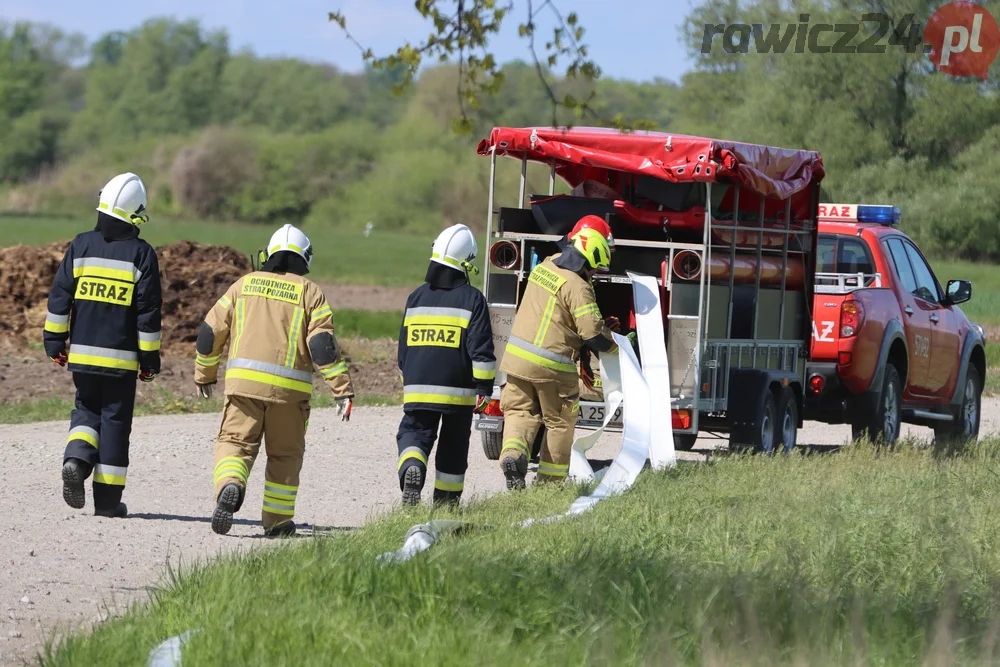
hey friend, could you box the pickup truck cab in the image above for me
[804,203,987,444]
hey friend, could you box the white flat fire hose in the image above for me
[378,274,675,563]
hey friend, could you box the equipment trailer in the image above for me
[474,127,825,456]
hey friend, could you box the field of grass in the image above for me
[0,214,450,286]
[41,438,1000,665]
[334,309,402,339]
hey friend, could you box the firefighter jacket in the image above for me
[194,263,354,404]
[398,262,495,413]
[43,215,162,378]
[500,250,616,383]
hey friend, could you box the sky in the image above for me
[1,0,698,83]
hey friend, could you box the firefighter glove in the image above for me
[196,382,214,399]
[579,347,596,390]
[604,315,621,332]
[49,350,67,367]
[139,370,157,383]
[337,397,353,421]
[474,395,490,414]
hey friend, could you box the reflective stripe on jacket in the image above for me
[499,254,614,382]
[43,228,162,378]
[195,271,354,403]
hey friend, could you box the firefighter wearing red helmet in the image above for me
[567,215,615,252]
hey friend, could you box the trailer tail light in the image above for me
[672,409,691,430]
[840,301,864,337]
[808,374,825,395]
[489,240,520,270]
[483,399,503,417]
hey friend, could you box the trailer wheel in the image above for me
[752,391,780,454]
[673,434,698,451]
[775,387,798,455]
[482,431,502,460]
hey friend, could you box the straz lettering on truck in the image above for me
[811,320,835,342]
[75,277,134,306]
[528,265,567,295]
[914,334,930,358]
[241,277,303,305]
[817,204,858,219]
[408,325,461,348]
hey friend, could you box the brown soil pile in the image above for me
[0,240,250,354]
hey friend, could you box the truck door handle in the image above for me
[930,314,939,323]
[904,306,913,315]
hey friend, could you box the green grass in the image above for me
[334,309,402,339]
[40,439,1000,666]
[931,258,1000,326]
[0,213,456,286]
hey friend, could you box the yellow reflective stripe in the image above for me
[538,461,568,473]
[262,503,296,516]
[434,480,464,492]
[574,303,600,318]
[505,344,576,374]
[226,367,312,394]
[67,429,98,448]
[402,315,470,328]
[402,392,477,406]
[265,481,298,493]
[98,202,137,221]
[534,296,556,347]
[398,448,428,470]
[138,339,160,352]
[230,299,246,357]
[214,457,249,484]
[432,252,461,267]
[93,472,126,485]
[196,353,221,367]
[285,307,304,368]
[263,493,295,508]
[72,266,135,283]
[311,304,332,320]
[502,438,529,458]
[217,295,231,309]
[321,361,349,378]
[45,319,69,334]
[269,243,304,255]
[472,367,496,380]
[68,353,139,371]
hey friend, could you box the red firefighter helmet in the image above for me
[569,215,616,252]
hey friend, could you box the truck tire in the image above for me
[851,363,902,446]
[482,431,502,460]
[776,387,798,455]
[934,365,981,444]
[730,390,778,454]
[673,434,698,451]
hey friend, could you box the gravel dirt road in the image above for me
[2,403,999,664]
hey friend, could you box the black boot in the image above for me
[432,489,462,510]
[94,502,127,518]
[501,453,528,491]
[263,521,296,538]
[401,466,425,506]
[212,483,243,535]
[62,459,91,509]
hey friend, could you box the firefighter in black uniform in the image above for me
[43,172,162,518]
[396,224,495,507]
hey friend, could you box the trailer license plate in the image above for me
[579,403,623,427]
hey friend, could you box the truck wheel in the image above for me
[776,387,798,455]
[673,434,698,451]
[852,363,902,447]
[482,431,502,460]
[934,365,981,444]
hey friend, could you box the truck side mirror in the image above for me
[945,279,972,305]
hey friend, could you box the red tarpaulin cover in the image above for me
[476,126,825,200]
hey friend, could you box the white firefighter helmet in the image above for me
[266,223,313,266]
[430,224,478,274]
[97,172,149,224]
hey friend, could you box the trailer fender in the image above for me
[865,319,907,395]
[727,368,801,443]
[948,328,987,408]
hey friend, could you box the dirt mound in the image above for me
[0,239,250,354]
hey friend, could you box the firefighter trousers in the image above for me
[212,394,310,530]
[64,372,137,511]
[499,374,579,482]
[396,409,473,503]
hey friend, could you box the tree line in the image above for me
[0,0,998,260]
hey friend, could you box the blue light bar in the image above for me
[856,205,901,225]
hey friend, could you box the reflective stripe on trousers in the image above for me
[505,336,576,374]
[402,384,477,406]
[263,481,297,516]
[68,344,139,371]
[93,463,127,486]
[434,471,465,492]
[226,357,313,394]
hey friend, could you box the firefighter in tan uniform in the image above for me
[195,224,355,537]
[498,228,617,488]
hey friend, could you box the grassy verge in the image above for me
[42,438,1000,665]
[0,214,454,286]
[334,310,402,339]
